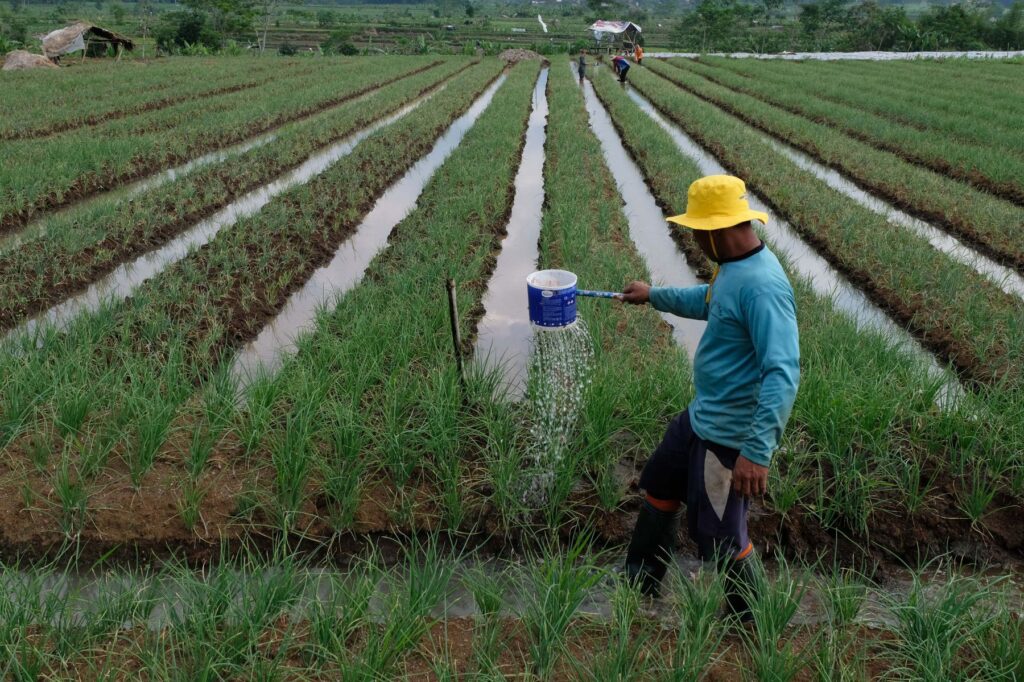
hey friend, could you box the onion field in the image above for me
[0,54,1021,679]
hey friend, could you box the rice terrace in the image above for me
[0,1,1023,677]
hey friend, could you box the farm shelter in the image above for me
[588,20,642,52]
[40,22,134,60]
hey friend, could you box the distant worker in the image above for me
[634,44,644,64]
[612,54,630,83]
[619,175,800,621]
[578,49,587,84]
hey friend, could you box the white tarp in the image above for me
[588,20,642,41]
[41,23,89,58]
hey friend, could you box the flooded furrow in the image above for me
[9,88,446,345]
[622,84,961,396]
[766,138,1024,300]
[230,75,509,387]
[472,68,550,396]
[0,134,277,256]
[7,552,1007,631]
[580,78,706,360]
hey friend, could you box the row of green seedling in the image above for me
[0,57,310,141]
[644,59,1024,386]
[0,60,508,543]
[0,56,306,138]
[0,58,473,331]
[1,539,1018,680]
[233,63,542,535]
[590,66,1023,540]
[650,58,1024,274]
[672,57,1024,206]
[0,55,445,232]
[704,57,1023,143]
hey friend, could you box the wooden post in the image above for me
[446,278,465,389]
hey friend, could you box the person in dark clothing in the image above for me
[612,54,630,83]
[578,50,587,83]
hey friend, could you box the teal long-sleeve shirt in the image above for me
[649,244,800,466]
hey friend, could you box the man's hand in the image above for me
[732,456,768,497]
[621,280,651,305]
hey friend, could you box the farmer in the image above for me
[619,175,800,620]
[612,54,630,82]
[578,49,587,84]
[634,44,644,65]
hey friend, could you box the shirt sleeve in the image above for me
[648,285,710,320]
[740,288,800,466]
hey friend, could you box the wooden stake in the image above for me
[446,278,465,389]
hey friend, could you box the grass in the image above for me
[0,56,443,231]
[698,57,1023,154]
[0,54,1022,679]
[651,58,1024,274]
[676,57,1024,205]
[589,62,1023,539]
[0,57,298,139]
[0,57,474,332]
[0,59,507,542]
[0,539,1015,679]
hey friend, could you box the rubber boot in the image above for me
[624,500,681,597]
[723,556,758,623]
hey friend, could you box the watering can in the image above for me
[527,269,621,328]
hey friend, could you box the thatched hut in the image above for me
[40,22,134,60]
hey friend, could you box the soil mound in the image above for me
[499,48,544,63]
[3,50,58,71]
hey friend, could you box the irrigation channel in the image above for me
[537,14,548,32]
[7,84,449,345]
[579,74,705,360]
[615,73,963,402]
[231,75,510,386]
[767,138,1024,300]
[9,551,992,633]
[0,133,277,256]
[472,68,550,396]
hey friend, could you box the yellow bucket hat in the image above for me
[667,175,768,231]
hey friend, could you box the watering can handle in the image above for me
[577,289,621,299]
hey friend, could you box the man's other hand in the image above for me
[732,456,768,497]
[621,281,651,305]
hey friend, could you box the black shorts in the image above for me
[639,409,752,561]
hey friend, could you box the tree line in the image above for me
[675,0,1024,52]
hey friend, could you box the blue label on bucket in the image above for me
[528,283,577,327]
